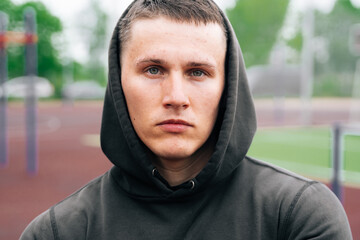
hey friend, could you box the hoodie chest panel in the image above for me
[81,173,280,240]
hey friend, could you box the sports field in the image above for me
[248,127,360,186]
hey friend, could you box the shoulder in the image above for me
[280,177,352,239]
[242,156,353,239]
[239,156,318,201]
[20,172,111,239]
[243,156,314,184]
[20,210,54,240]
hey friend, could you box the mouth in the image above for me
[157,119,193,133]
[158,119,193,126]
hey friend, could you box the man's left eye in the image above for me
[147,67,160,75]
[191,70,204,77]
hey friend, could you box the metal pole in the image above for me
[24,8,38,175]
[271,45,286,125]
[0,12,8,168]
[331,123,343,202]
[62,58,74,106]
[300,6,314,125]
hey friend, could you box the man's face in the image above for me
[121,17,226,163]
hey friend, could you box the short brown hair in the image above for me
[118,0,227,51]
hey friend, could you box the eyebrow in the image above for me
[187,61,216,69]
[135,58,165,66]
[136,58,216,69]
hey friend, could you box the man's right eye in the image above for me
[147,67,160,75]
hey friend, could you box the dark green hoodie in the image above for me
[21,1,352,239]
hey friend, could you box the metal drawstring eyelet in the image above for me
[189,180,195,190]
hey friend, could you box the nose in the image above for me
[162,73,190,109]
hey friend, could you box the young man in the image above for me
[21,0,352,239]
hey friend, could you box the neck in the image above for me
[153,144,214,187]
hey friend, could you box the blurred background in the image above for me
[0,0,360,239]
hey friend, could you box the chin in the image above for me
[144,138,207,161]
[156,150,194,161]
[151,144,198,161]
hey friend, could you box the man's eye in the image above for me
[147,67,160,75]
[191,70,204,77]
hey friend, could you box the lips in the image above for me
[157,119,193,133]
[158,119,192,126]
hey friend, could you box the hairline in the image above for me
[120,15,227,58]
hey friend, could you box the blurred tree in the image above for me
[286,31,302,53]
[315,0,360,73]
[77,0,108,86]
[226,0,290,68]
[315,0,360,96]
[0,0,64,96]
[0,0,14,12]
[284,0,360,97]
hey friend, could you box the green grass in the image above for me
[248,127,360,184]
[344,135,360,172]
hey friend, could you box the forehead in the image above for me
[121,17,226,63]
[129,16,226,37]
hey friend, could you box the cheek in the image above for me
[201,82,223,114]
[195,88,222,130]
[122,77,143,120]
[204,98,221,123]
[122,78,159,132]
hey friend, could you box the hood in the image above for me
[100,0,257,201]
